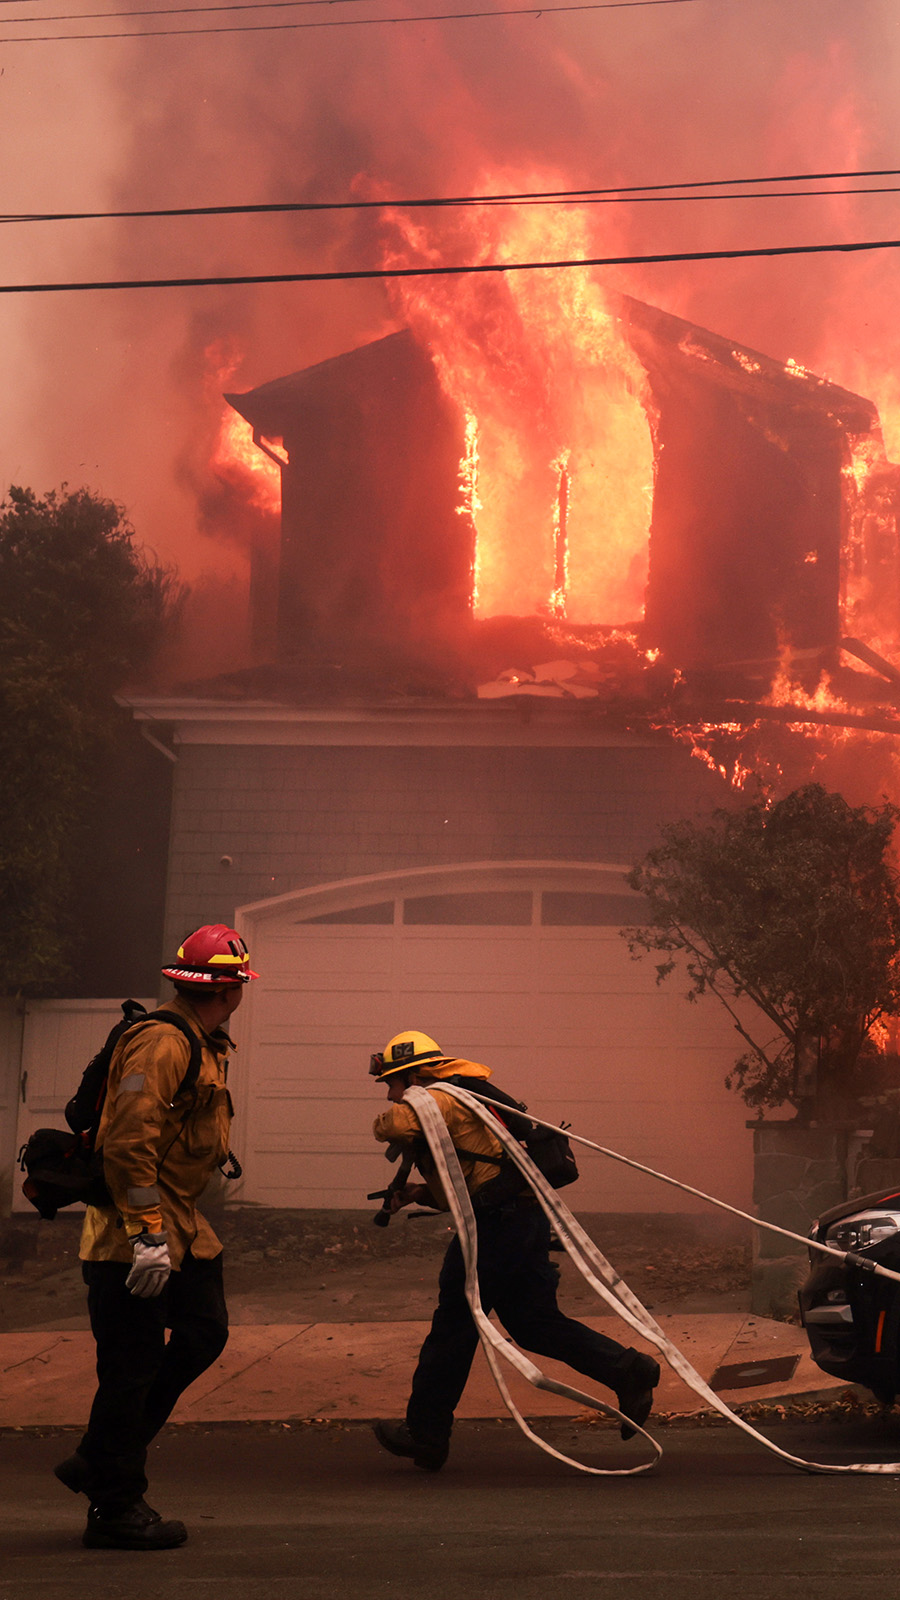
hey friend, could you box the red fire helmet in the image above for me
[161,924,258,986]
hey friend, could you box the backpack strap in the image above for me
[441,1074,533,1143]
[128,1010,203,1100]
[451,1146,505,1168]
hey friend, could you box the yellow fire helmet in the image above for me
[369,1030,454,1081]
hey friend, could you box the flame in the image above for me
[458,408,482,609]
[211,409,283,516]
[205,345,282,517]
[765,636,854,727]
[549,448,571,618]
[843,435,878,496]
[873,384,900,465]
[660,719,760,792]
[381,180,655,625]
[840,433,900,651]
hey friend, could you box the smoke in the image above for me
[3,0,900,673]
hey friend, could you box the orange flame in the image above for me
[211,407,283,516]
[458,408,482,609]
[206,345,283,517]
[382,180,655,625]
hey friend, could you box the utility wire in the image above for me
[0,0,703,40]
[2,0,379,17]
[2,233,899,293]
[4,167,900,225]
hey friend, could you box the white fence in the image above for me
[1,999,154,1216]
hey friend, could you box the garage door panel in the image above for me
[263,922,395,942]
[257,989,394,1031]
[397,972,535,998]
[534,966,676,998]
[252,1047,372,1091]
[529,986,741,1040]
[250,1156,380,1208]
[538,930,629,960]
[537,936,669,988]
[529,968,676,997]
[527,1010,723,1052]
[524,1045,737,1099]
[257,991,395,1032]
[253,1106,373,1145]
[255,1027,387,1052]
[399,938,533,982]
[391,992,536,1036]
[250,1109,389,1207]
[256,933,394,979]
[394,961,536,994]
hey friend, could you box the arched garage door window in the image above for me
[289,884,643,928]
[239,859,642,929]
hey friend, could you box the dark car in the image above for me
[799,1185,900,1404]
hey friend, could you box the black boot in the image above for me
[373,1420,448,1471]
[56,1454,162,1522]
[82,1503,187,1550]
[616,1353,661,1440]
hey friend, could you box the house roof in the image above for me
[225,331,419,438]
[226,300,877,439]
[618,294,876,427]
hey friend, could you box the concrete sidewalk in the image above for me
[0,1311,847,1430]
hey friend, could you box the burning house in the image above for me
[225,292,900,693]
[7,293,900,1222]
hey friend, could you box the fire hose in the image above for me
[404,1082,900,1477]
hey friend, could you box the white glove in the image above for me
[126,1233,171,1299]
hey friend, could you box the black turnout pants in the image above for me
[79,1250,228,1513]
[406,1201,643,1449]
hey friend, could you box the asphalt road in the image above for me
[4,1419,900,1600]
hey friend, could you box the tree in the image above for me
[624,784,900,1117]
[0,485,181,994]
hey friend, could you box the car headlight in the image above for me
[825,1211,900,1252]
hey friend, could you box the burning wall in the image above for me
[227,332,469,656]
[625,296,881,675]
[226,291,899,684]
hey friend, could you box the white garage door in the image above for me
[232,863,754,1214]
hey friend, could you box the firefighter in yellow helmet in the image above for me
[368,1030,659,1471]
[56,925,257,1551]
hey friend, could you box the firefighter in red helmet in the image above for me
[56,926,257,1551]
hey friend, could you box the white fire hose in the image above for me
[404,1083,900,1476]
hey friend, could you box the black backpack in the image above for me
[441,1074,579,1193]
[18,1001,202,1220]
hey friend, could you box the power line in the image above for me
[2,0,378,19]
[425,185,900,206]
[5,168,900,224]
[0,0,701,40]
[2,234,899,292]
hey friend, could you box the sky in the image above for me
[1,0,899,647]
